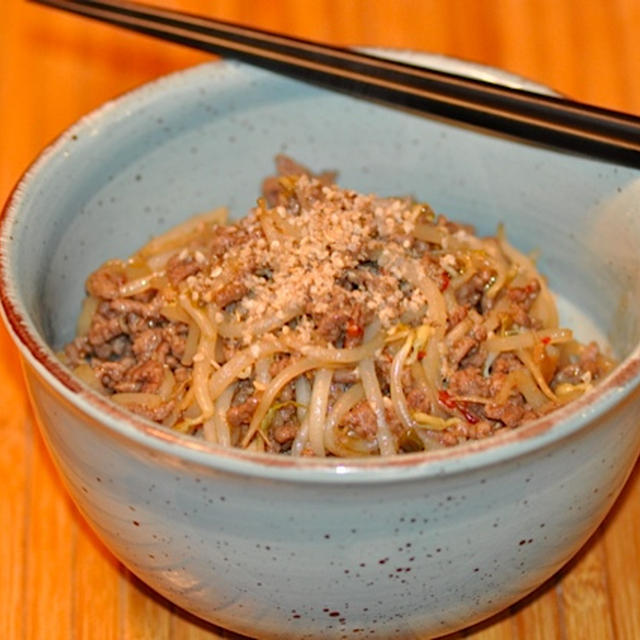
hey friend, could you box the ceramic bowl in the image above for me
[1,54,640,640]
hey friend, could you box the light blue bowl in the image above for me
[1,56,640,639]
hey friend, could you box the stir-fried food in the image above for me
[62,156,614,456]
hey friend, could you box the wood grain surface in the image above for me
[1,1,639,638]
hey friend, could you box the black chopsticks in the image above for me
[32,0,640,169]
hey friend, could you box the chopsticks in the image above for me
[32,0,640,169]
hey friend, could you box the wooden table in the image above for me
[1,1,639,638]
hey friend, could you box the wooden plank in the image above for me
[122,571,172,640]
[0,328,31,640]
[511,580,563,640]
[24,435,75,640]
[461,614,516,640]
[73,520,122,640]
[614,0,640,110]
[602,466,640,640]
[171,609,229,640]
[557,532,616,640]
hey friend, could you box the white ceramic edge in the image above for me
[1,53,639,484]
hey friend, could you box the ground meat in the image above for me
[166,254,202,286]
[435,416,480,445]
[269,404,300,451]
[484,397,526,427]
[456,325,488,369]
[447,304,469,330]
[278,381,296,403]
[63,336,91,368]
[439,430,460,447]
[108,334,132,357]
[506,279,541,327]
[459,347,488,369]
[447,367,491,398]
[227,393,260,428]
[113,359,165,393]
[342,400,378,440]
[271,403,297,428]
[441,418,494,444]
[468,420,493,439]
[162,324,188,362]
[374,356,393,395]
[314,311,348,346]
[125,399,175,423]
[553,341,604,385]
[470,323,488,343]
[212,281,249,309]
[273,422,298,445]
[448,336,478,368]
[93,358,135,389]
[85,262,126,299]
[420,254,447,283]
[132,328,164,361]
[490,352,523,375]
[309,290,368,347]
[507,279,540,309]
[87,313,124,347]
[337,264,376,292]
[455,270,493,308]
[579,342,603,377]
[125,314,152,335]
[261,179,287,209]
[385,405,405,438]
[405,387,433,414]
[206,225,250,261]
[91,341,118,361]
[261,154,336,207]
[269,354,296,378]
[337,398,403,447]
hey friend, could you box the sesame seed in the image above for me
[250,344,261,358]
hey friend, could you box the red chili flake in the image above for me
[438,390,479,424]
[458,405,480,424]
[525,281,539,295]
[541,336,551,345]
[417,350,426,361]
[346,321,363,339]
[438,390,457,409]
[439,271,451,292]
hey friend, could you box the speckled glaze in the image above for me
[1,55,640,639]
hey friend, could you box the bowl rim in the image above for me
[1,54,639,483]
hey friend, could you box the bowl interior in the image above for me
[4,59,640,401]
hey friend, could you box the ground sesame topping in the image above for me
[179,175,432,345]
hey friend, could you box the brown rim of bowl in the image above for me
[1,59,639,477]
